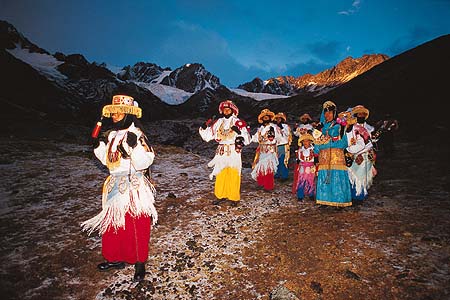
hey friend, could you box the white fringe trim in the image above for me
[207,147,242,180]
[81,174,158,236]
[347,153,375,196]
[251,152,279,180]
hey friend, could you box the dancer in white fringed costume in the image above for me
[251,109,282,191]
[199,100,251,205]
[345,105,377,202]
[81,94,157,282]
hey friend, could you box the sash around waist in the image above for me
[318,148,347,171]
[258,144,277,153]
[216,144,236,156]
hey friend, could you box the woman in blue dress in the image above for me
[313,101,352,207]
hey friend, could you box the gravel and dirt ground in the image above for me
[0,131,448,300]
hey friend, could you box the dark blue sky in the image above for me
[1,0,449,87]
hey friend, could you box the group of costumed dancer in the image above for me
[199,99,378,209]
[81,94,379,282]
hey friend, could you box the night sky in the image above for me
[1,0,449,86]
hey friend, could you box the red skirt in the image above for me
[101,212,151,264]
[257,171,274,190]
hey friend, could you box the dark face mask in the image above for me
[111,114,131,130]
[357,117,366,124]
[267,126,275,139]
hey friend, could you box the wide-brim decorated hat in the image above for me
[337,110,356,126]
[322,100,336,112]
[298,133,314,145]
[299,113,312,123]
[102,95,142,118]
[338,110,352,120]
[258,108,275,123]
[273,112,287,122]
[351,105,370,119]
[219,100,239,116]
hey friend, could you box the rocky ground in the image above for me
[0,122,449,300]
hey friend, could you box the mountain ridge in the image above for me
[238,54,389,96]
[1,19,449,143]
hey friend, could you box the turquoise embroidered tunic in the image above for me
[314,121,352,207]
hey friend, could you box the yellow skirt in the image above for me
[215,167,241,201]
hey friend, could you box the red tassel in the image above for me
[91,119,103,138]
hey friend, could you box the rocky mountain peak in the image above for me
[117,62,171,83]
[237,77,264,92]
[238,54,389,96]
[330,54,389,79]
[160,63,221,93]
[263,76,296,95]
[55,53,115,80]
[0,20,48,54]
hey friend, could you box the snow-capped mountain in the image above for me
[0,20,177,129]
[1,19,388,112]
[1,21,68,82]
[114,62,223,105]
[117,62,171,83]
[3,18,449,143]
[0,20,242,126]
[238,54,389,96]
[160,63,222,93]
[0,20,48,54]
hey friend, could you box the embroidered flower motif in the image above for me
[130,174,140,190]
[118,176,128,194]
[107,176,116,193]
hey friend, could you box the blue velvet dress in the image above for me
[314,121,352,207]
[274,145,289,179]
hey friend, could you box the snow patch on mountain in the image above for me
[134,81,193,105]
[231,89,290,101]
[6,45,67,81]
[151,70,172,84]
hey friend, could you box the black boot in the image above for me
[97,261,125,272]
[229,200,239,207]
[133,262,146,282]
[212,198,225,205]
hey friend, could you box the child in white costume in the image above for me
[294,113,314,137]
[293,133,317,201]
[199,100,251,204]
